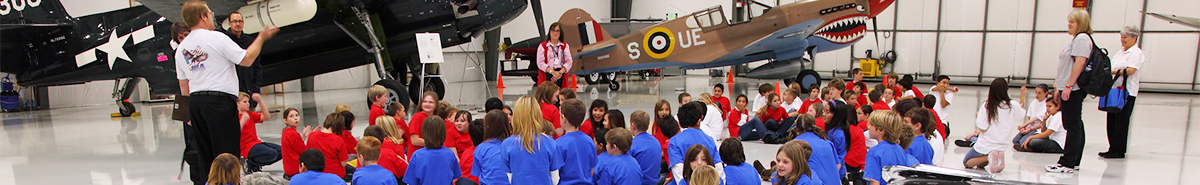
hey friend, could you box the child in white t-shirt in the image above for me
[963,78,1026,173]
[1013,84,1052,146]
[1015,99,1066,153]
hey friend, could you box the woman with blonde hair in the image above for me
[503,96,561,185]
[698,93,727,142]
[1048,9,1092,174]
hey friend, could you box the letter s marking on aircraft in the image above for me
[628,42,640,59]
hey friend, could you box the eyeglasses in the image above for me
[229,20,244,23]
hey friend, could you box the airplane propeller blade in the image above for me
[872,18,881,57]
[531,0,546,38]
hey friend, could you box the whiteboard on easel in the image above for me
[416,33,444,64]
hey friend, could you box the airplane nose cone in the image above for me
[868,0,895,18]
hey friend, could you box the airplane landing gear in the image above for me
[112,78,140,117]
[608,80,620,91]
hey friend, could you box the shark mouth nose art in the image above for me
[813,15,868,44]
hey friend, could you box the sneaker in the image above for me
[986,150,1004,173]
[954,139,974,147]
[1045,164,1077,173]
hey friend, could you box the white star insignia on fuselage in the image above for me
[74,25,155,69]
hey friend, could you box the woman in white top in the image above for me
[536,22,573,87]
[1048,10,1092,173]
[698,93,727,142]
[964,78,1026,173]
[1100,26,1145,159]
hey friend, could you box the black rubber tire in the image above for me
[585,73,601,85]
[408,76,446,101]
[119,102,136,117]
[372,79,411,111]
[609,80,620,91]
[795,70,822,94]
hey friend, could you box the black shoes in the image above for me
[1099,151,1126,159]
[954,139,974,147]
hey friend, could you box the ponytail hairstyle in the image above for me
[984,78,1012,122]
[867,110,916,149]
[773,140,813,185]
[789,114,826,140]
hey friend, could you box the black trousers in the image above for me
[1105,96,1136,155]
[1017,138,1064,153]
[1057,90,1086,168]
[183,122,204,183]
[188,91,240,185]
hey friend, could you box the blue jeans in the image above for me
[740,118,773,141]
[1012,130,1038,146]
[247,142,282,169]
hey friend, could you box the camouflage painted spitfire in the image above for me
[557,0,894,91]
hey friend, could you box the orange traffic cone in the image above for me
[567,74,579,89]
[495,73,506,88]
[497,88,505,100]
[726,69,735,83]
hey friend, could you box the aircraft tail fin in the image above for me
[558,8,614,49]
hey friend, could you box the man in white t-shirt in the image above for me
[174,1,278,184]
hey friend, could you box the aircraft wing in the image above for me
[1145,11,1200,29]
[138,0,247,23]
[679,19,824,70]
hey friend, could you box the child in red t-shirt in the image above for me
[362,122,407,181]
[433,101,461,155]
[800,84,823,114]
[339,111,359,155]
[712,84,731,116]
[727,95,749,139]
[367,85,388,126]
[281,108,311,177]
[236,92,280,173]
[535,83,564,137]
[309,113,349,178]
[451,110,479,182]
[407,92,439,158]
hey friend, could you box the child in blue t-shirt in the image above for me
[403,116,463,185]
[627,110,663,185]
[594,128,643,185]
[504,97,564,185]
[670,102,724,184]
[864,111,918,185]
[769,140,821,185]
[351,136,398,185]
[289,149,348,185]
[718,139,759,185]
[790,115,839,185]
[903,109,937,165]
[555,99,597,185]
[474,110,513,185]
